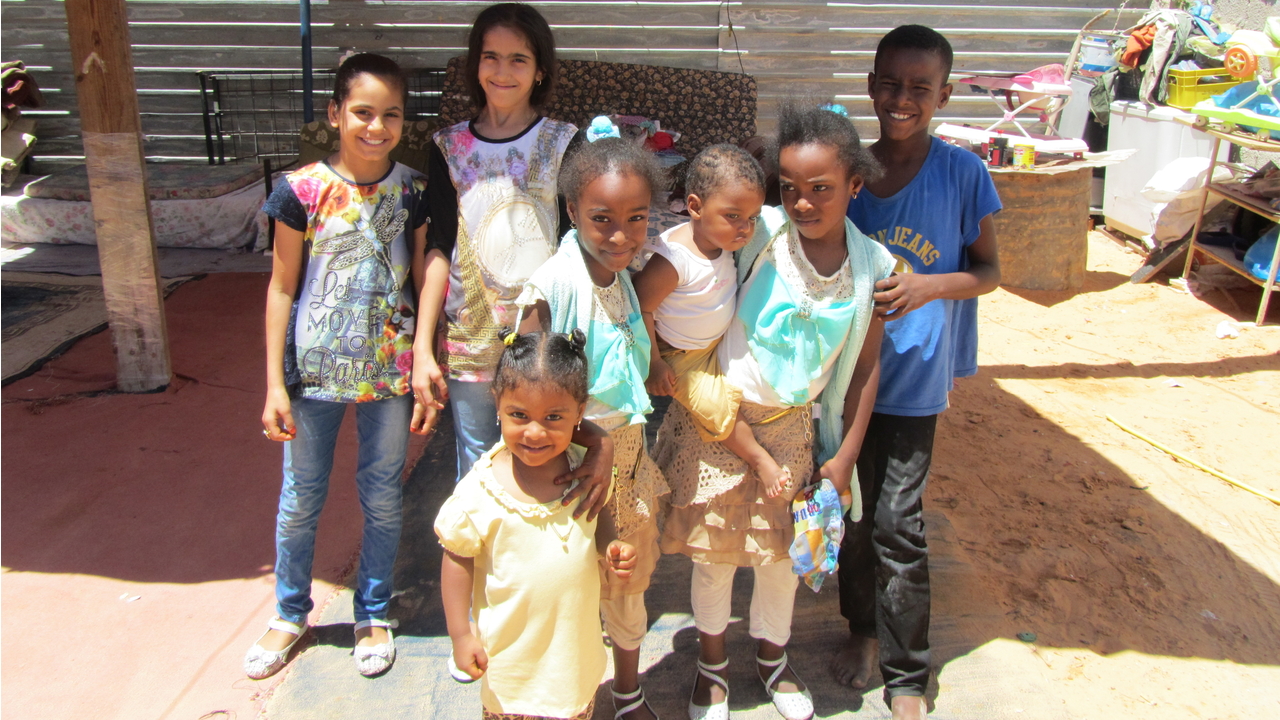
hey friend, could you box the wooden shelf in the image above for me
[1175,117,1280,152]
[1181,128,1280,324]
[1196,243,1280,291]
[1208,182,1280,224]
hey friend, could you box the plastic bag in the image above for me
[789,479,852,592]
[1140,158,1233,247]
[1244,226,1279,281]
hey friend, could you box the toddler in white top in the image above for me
[634,144,792,496]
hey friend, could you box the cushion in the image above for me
[439,57,757,157]
[24,162,264,202]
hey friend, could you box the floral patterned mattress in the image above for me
[2,164,269,250]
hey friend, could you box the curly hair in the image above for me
[775,101,883,183]
[683,143,766,201]
[876,24,954,81]
[492,329,589,406]
[558,136,668,205]
[465,3,558,111]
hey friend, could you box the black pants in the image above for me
[838,412,936,701]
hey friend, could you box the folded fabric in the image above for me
[1123,25,1156,68]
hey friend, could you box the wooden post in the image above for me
[64,0,171,392]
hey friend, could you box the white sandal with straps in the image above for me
[353,618,398,676]
[243,617,307,680]
[757,652,813,720]
[612,685,658,719]
[689,658,730,720]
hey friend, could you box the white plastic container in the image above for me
[1079,36,1117,75]
[1103,101,1228,239]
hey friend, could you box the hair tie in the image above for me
[820,103,849,118]
[586,116,621,143]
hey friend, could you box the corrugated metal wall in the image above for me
[2,0,1145,169]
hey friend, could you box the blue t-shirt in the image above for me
[846,137,1002,416]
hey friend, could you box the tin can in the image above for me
[988,138,1008,168]
[1013,144,1036,169]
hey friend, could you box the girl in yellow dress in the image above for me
[435,330,635,720]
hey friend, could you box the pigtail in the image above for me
[492,330,590,405]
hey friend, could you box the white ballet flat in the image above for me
[353,618,398,676]
[689,658,729,720]
[613,684,659,719]
[243,617,307,680]
[757,652,813,720]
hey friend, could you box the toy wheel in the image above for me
[1224,45,1257,78]
[1194,115,1209,129]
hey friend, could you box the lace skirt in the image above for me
[654,401,814,566]
[600,422,665,597]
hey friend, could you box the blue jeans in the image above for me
[446,378,501,482]
[274,392,412,625]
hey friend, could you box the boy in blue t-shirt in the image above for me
[836,25,1002,720]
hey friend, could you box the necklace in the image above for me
[549,515,573,552]
[592,281,636,348]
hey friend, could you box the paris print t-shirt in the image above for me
[263,160,428,402]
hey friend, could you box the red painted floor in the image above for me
[1,273,426,720]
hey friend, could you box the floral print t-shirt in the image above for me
[428,117,578,382]
[263,160,428,402]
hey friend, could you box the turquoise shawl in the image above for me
[735,206,892,471]
[518,231,652,425]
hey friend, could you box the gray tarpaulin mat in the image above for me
[266,405,1064,719]
[0,243,271,277]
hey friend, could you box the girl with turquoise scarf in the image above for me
[654,104,894,720]
[515,136,668,720]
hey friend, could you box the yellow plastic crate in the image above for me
[1167,67,1249,109]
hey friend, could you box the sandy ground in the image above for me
[927,232,1280,718]
[1,232,1277,719]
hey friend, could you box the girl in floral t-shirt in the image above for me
[245,53,431,681]
[415,3,581,483]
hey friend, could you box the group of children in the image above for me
[244,4,1001,720]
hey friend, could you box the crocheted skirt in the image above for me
[654,401,814,566]
[600,422,665,598]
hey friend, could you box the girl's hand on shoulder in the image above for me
[452,634,488,681]
[410,399,440,436]
[606,540,637,579]
[813,455,855,496]
[645,357,677,396]
[873,273,936,319]
[262,387,296,441]
[411,351,448,411]
[557,424,615,521]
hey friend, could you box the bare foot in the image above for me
[834,634,879,689]
[355,625,391,648]
[753,457,791,499]
[891,694,927,719]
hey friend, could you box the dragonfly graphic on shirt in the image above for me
[313,192,408,293]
